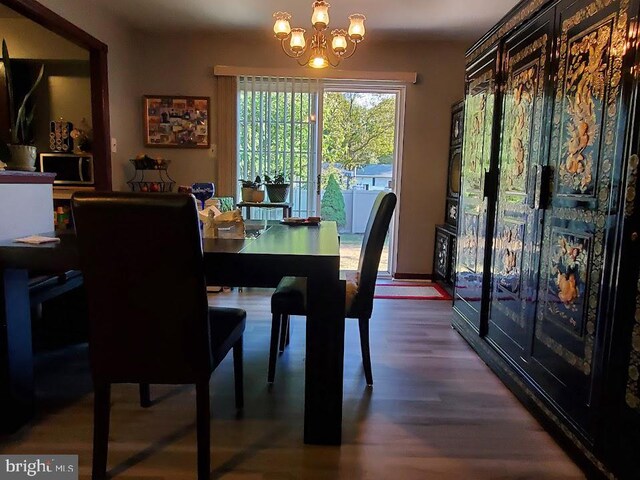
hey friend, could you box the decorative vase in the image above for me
[252,189,266,203]
[266,184,290,203]
[241,187,256,202]
[6,145,37,172]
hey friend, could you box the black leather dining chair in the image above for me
[72,192,246,480]
[269,191,397,386]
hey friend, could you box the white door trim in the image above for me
[317,81,407,275]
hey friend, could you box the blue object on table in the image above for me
[192,183,215,209]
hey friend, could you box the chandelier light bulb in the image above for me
[273,12,292,39]
[311,1,330,29]
[310,54,329,69]
[290,28,306,52]
[348,14,366,41]
[331,29,348,54]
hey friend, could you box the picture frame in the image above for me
[143,95,210,148]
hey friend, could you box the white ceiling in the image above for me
[90,0,519,38]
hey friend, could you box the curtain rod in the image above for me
[213,65,417,84]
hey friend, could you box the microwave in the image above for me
[40,153,94,185]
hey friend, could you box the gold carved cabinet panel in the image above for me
[488,11,554,362]
[531,0,630,431]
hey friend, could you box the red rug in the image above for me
[374,281,452,300]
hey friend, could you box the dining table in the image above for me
[0,221,345,445]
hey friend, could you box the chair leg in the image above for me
[139,383,151,408]
[358,317,373,386]
[279,314,290,353]
[233,337,244,409]
[195,381,210,480]
[268,313,281,383]
[92,383,111,480]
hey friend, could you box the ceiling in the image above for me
[90,0,520,38]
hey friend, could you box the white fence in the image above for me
[342,189,385,234]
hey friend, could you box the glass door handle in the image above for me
[317,174,321,196]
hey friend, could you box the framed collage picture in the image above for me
[143,95,210,148]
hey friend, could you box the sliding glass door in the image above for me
[236,77,405,273]
[319,84,404,273]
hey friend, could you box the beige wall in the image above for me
[0,17,88,60]
[134,31,467,275]
[33,0,141,190]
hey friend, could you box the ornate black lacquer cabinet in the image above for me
[453,0,640,478]
[433,101,464,291]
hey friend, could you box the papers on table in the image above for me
[14,235,61,245]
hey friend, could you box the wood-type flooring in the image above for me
[0,290,584,479]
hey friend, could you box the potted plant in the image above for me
[264,172,290,203]
[0,39,45,171]
[239,176,265,202]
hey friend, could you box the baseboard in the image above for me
[393,272,433,280]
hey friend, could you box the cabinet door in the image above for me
[450,101,465,147]
[531,0,632,436]
[434,228,450,280]
[454,49,499,333]
[488,9,555,366]
[613,240,640,478]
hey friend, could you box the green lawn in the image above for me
[339,233,389,271]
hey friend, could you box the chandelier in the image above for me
[272,1,366,69]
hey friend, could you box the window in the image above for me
[237,76,319,217]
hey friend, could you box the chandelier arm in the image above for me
[326,48,342,68]
[341,39,359,60]
[280,38,307,59]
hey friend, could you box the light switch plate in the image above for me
[110,138,117,153]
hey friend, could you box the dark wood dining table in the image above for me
[0,222,345,445]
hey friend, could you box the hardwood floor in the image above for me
[0,290,585,479]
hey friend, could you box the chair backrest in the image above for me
[350,191,397,318]
[71,192,212,384]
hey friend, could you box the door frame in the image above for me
[317,81,406,275]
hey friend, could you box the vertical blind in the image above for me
[237,76,320,217]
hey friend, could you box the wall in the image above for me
[32,0,141,190]
[0,17,88,60]
[134,31,467,275]
[31,61,91,154]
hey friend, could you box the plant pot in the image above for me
[266,183,290,203]
[252,189,265,203]
[6,144,37,172]
[241,187,256,202]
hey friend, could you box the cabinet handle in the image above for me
[534,165,553,210]
[483,170,495,199]
[526,166,537,209]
